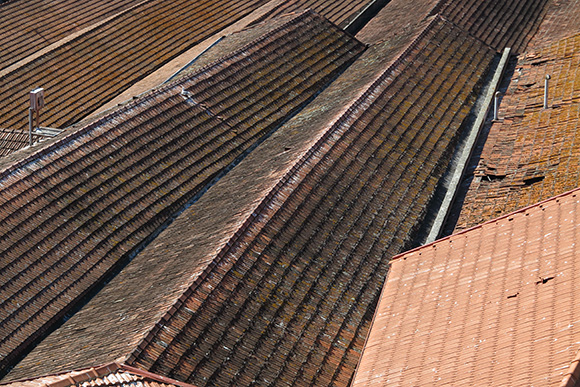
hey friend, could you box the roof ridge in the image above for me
[391,184,580,262]
[560,347,580,387]
[125,12,493,368]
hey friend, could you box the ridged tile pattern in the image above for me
[455,32,580,231]
[0,129,40,157]
[528,0,580,50]
[248,0,375,28]
[3,363,195,387]
[125,17,494,387]
[437,0,549,52]
[353,187,580,387]
[0,0,145,70]
[0,11,365,376]
[0,0,269,136]
[357,0,549,52]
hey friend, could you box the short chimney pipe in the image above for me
[544,74,551,109]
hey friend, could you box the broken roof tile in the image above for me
[352,185,580,387]
[0,11,365,376]
[455,31,580,232]
[6,15,495,387]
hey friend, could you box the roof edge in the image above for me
[0,362,198,387]
[391,184,580,262]
[560,348,580,387]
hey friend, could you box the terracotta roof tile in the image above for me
[455,31,580,231]
[527,0,580,50]
[0,129,41,157]
[357,0,549,52]
[1,363,196,387]
[0,11,365,376]
[0,0,270,154]
[352,186,580,387]
[0,0,145,70]
[6,15,495,387]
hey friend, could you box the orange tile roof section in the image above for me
[455,31,580,231]
[352,186,580,387]
[357,0,549,52]
[6,15,495,387]
[527,0,580,50]
[0,11,365,377]
[0,0,146,70]
[1,362,197,387]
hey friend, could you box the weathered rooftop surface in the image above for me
[247,0,386,29]
[1,362,196,387]
[528,0,580,49]
[6,15,495,387]
[357,0,549,52]
[352,186,580,387]
[0,11,365,376]
[0,129,41,158]
[0,0,270,146]
[455,31,580,231]
[0,0,145,70]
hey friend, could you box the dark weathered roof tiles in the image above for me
[0,11,365,376]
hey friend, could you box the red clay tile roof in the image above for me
[6,15,495,387]
[357,0,549,52]
[0,0,270,150]
[0,11,365,376]
[1,363,196,387]
[0,0,145,70]
[527,0,580,50]
[352,186,580,387]
[455,31,580,231]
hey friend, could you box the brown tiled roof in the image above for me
[0,0,270,150]
[1,363,196,387]
[0,129,40,157]
[0,11,365,376]
[357,0,549,52]
[527,0,580,50]
[455,31,580,231]
[246,0,383,29]
[6,15,495,386]
[352,187,580,387]
[0,0,145,70]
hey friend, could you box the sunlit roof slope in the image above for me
[455,31,580,231]
[0,0,145,70]
[247,0,386,29]
[352,187,580,387]
[5,15,495,387]
[1,362,196,387]
[528,0,580,49]
[357,0,549,52]
[0,0,270,150]
[0,11,365,377]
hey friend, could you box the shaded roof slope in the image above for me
[455,31,580,231]
[7,15,496,387]
[357,0,549,52]
[0,0,270,150]
[0,0,146,70]
[0,129,41,158]
[0,11,365,377]
[352,187,580,387]
[1,362,196,387]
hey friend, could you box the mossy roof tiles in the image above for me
[352,186,580,387]
[357,0,549,52]
[0,11,365,377]
[0,0,270,152]
[6,15,495,387]
[455,32,580,231]
[0,0,146,70]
